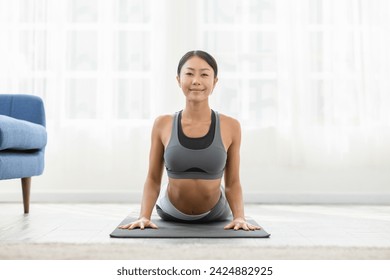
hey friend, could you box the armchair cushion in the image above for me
[0,150,44,179]
[0,115,47,150]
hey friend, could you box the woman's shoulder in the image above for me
[154,113,173,122]
[152,113,175,133]
[153,114,173,126]
[217,112,241,130]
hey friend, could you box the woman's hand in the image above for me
[224,217,261,231]
[118,217,158,230]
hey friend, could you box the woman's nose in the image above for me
[192,77,200,85]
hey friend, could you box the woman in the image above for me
[120,50,260,231]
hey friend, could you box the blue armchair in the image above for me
[0,94,47,213]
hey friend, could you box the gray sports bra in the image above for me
[164,110,227,180]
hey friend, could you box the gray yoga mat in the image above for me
[110,216,270,238]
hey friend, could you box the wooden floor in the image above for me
[1,203,390,247]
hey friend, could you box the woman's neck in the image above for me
[182,102,211,121]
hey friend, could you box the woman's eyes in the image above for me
[185,73,209,77]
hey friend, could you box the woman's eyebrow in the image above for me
[185,67,211,71]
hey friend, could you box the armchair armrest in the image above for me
[0,115,47,150]
[0,94,46,127]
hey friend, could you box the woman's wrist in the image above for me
[138,216,151,220]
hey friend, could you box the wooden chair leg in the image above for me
[21,177,31,214]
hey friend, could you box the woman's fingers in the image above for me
[250,224,262,230]
[118,223,131,229]
[134,222,143,230]
[224,220,261,231]
[223,222,234,230]
[149,222,159,229]
[118,220,158,230]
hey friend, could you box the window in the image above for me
[1,0,152,123]
[200,0,277,128]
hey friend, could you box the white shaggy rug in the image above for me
[1,243,389,260]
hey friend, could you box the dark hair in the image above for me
[177,50,218,78]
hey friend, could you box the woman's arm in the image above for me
[223,117,261,231]
[119,116,166,230]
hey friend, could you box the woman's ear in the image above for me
[176,76,181,88]
[210,77,218,95]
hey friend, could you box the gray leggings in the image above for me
[156,183,232,223]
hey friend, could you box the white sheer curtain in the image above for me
[0,0,154,194]
[272,0,390,169]
[202,0,390,169]
[0,0,389,200]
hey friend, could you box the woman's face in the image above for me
[177,56,218,102]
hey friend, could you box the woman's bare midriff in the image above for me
[167,178,222,215]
